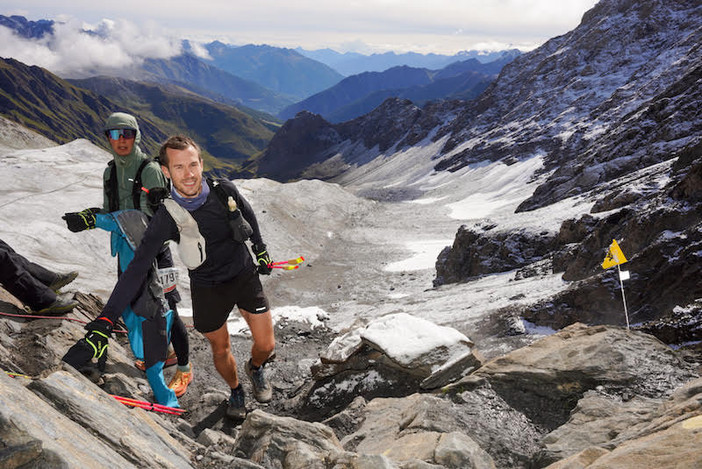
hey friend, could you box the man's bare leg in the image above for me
[203,323,239,388]
[240,309,275,367]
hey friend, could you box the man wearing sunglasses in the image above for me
[62,112,193,401]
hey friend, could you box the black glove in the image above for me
[253,243,272,275]
[63,207,100,232]
[62,317,112,372]
[146,186,169,213]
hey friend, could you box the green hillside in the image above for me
[70,76,280,171]
[0,58,279,175]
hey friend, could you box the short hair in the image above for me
[158,135,202,166]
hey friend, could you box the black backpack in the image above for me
[105,159,152,213]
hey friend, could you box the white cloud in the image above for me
[2,1,599,56]
[186,41,212,61]
[0,16,182,78]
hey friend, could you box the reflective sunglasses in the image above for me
[105,128,137,140]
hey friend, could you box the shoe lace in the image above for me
[173,369,190,386]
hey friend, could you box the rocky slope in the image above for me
[1,289,700,468]
[254,99,462,181]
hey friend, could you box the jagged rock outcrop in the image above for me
[255,98,461,181]
[335,393,532,469]
[436,156,702,340]
[254,111,343,181]
[295,313,483,420]
[338,394,498,468]
[234,410,346,467]
[520,159,702,331]
[463,323,697,432]
[543,377,702,468]
[0,368,193,468]
[434,226,557,286]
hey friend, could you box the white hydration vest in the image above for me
[162,198,207,269]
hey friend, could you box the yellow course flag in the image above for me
[602,239,628,269]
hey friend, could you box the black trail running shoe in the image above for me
[226,385,246,420]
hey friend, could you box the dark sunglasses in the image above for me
[105,128,137,140]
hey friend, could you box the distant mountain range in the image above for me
[297,47,521,76]
[0,14,53,39]
[0,14,520,118]
[201,42,344,101]
[0,13,521,175]
[139,54,293,115]
[280,57,513,122]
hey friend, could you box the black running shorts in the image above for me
[190,267,269,333]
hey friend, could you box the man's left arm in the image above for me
[224,182,272,273]
[226,182,264,247]
[100,210,173,322]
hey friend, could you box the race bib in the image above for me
[157,267,179,293]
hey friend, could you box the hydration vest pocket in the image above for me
[228,206,254,243]
[163,199,207,269]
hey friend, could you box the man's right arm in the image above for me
[100,209,176,322]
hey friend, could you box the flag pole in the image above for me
[617,263,630,330]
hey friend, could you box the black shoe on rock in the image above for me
[35,293,78,316]
[49,271,79,292]
[226,385,247,420]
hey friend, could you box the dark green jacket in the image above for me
[101,112,167,217]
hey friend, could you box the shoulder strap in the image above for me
[131,159,152,211]
[207,178,230,212]
[106,160,119,213]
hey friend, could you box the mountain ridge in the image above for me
[203,42,344,100]
[278,58,508,122]
[261,0,702,207]
[296,47,522,76]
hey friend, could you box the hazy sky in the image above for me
[1,1,599,76]
[4,1,598,53]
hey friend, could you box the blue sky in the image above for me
[3,1,598,55]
